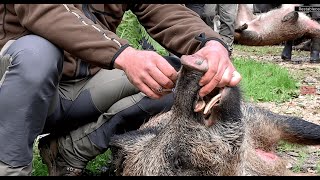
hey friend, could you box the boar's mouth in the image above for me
[194,87,225,127]
[179,55,240,127]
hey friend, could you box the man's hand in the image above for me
[114,46,178,99]
[194,40,242,97]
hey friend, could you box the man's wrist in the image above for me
[195,33,231,56]
[113,45,134,70]
[205,40,230,55]
[205,39,231,56]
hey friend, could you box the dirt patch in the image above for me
[233,45,320,175]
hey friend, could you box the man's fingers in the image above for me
[149,67,175,89]
[229,71,242,87]
[216,67,234,87]
[199,70,242,97]
[199,74,221,97]
[198,55,224,97]
[156,60,178,83]
[137,82,162,99]
[198,53,220,86]
[131,70,163,99]
[142,73,170,96]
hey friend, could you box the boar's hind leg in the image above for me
[281,40,293,61]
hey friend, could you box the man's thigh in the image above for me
[83,69,140,113]
[44,69,139,134]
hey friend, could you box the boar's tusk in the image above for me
[204,93,222,115]
[194,99,206,112]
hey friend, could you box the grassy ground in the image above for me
[233,57,299,102]
[31,11,319,176]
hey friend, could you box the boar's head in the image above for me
[109,55,244,176]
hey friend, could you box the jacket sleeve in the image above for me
[130,4,228,57]
[14,4,129,69]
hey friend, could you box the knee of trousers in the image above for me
[3,35,64,86]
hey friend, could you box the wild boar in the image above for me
[109,55,320,176]
[234,4,320,46]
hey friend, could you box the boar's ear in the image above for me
[282,11,299,23]
[109,128,157,150]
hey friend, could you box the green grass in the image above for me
[31,10,305,176]
[276,141,314,173]
[291,152,308,173]
[315,150,320,174]
[277,142,320,175]
[234,44,283,55]
[84,149,112,175]
[116,10,169,56]
[32,141,113,176]
[233,44,310,57]
[233,57,299,103]
[32,141,48,176]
